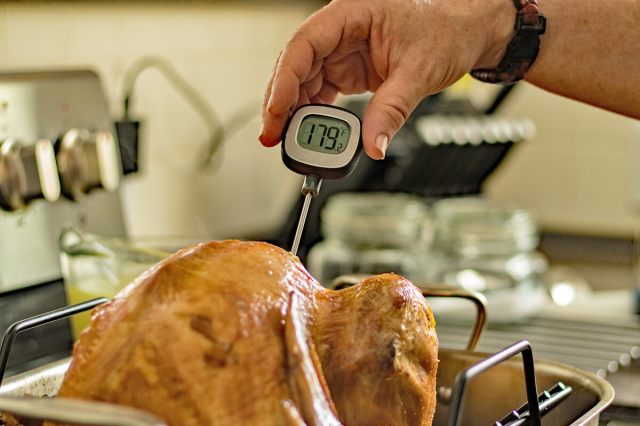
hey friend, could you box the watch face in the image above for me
[296,114,351,155]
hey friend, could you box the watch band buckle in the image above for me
[515,14,547,34]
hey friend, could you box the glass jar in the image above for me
[307,192,430,286]
[427,197,548,321]
[59,227,201,339]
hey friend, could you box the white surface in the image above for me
[538,289,638,324]
[484,82,639,237]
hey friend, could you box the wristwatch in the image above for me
[471,0,546,84]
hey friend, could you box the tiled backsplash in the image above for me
[0,2,637,239]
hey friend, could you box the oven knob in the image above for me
[0,139,61,211]
[56,129,120,200]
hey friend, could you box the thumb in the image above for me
[362,74,425,160]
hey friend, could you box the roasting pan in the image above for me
[0,284,614,426]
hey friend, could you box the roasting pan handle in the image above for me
[0,297,109,385]
[419,286,487,352]
[447,340,540,426]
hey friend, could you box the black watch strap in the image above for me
[471,0,546,84]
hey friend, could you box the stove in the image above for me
[0,69,133,377]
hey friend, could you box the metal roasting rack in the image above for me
[495,382,573,426]
[0,298,108,386]
[0,297,166,425]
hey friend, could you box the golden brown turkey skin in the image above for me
[52,241,438,426]
[314,275,438,425]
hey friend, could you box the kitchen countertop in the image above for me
[537,290,640,408]
[540,232,637,292]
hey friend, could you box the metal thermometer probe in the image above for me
[281,104,363,256]
[290,175,321,256]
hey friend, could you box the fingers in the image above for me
[311,80,338,104]
[260,66,301,147]
[303,70,324,100]
[260,5,344,146]
[261,69,328,146]
[362,72,425,160]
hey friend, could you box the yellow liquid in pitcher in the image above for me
[66,275,138,339]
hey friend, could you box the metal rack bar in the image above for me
[0,298,108,385]
[447,340,541,426]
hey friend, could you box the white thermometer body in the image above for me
[281,105,363,255]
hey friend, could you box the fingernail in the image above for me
[375,134,389,160]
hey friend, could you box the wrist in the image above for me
[472,0,547,84]
[474,0,517,69]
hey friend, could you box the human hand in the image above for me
[260,0,512,159]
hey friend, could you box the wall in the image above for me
[0,2,638,239]
[0,2,317,239]
[483,83,639,237]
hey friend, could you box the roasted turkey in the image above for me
[49,240,438,426]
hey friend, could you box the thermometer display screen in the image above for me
[296,115,351,155]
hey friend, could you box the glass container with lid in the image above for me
[427,197,548,321]
[59,227,202,339]
[307,192,430,286]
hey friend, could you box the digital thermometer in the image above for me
[282,104,362,255]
